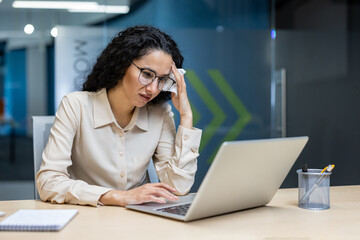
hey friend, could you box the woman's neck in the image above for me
[107,87,135,128]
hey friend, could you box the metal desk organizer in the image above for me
[297,167,333,210]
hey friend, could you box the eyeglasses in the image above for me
[131,62,176,91]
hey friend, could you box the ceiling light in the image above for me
[24,24,34,34]
[13,1,98,9]
[68,5,129,13]
[51,27,58,37]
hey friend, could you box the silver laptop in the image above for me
[126,136,309,222]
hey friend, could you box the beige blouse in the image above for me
[36,88,202,207]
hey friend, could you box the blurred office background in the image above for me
[0,0,359,200]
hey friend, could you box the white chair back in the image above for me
[32,116,55,200]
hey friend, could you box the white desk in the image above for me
[0,185,359,239]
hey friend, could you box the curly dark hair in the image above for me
[82,25,184,104]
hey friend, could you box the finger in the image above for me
[146,195,166,204]
[152,188,178,201]
[141,186,177,203]
[152,182,177,193]
[148,183,179,200]
[171,62,185,85]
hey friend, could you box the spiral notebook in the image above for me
[0,209,78,231]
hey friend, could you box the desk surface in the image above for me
[1,185,359,239]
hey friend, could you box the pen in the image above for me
[299,164,335,205]
[302,164,308,172]
[321,164,333,173]
[302,164,309,192]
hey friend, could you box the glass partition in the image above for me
[275,0,360,187]
[0,0,273,195]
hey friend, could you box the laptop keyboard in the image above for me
[156,203,191,216]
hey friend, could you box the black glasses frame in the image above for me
[131,62,176,91]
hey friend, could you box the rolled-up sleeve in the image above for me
[153,109,202,195]
[36,95,111,207]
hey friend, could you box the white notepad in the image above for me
[0,209,78,231]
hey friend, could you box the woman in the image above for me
[36,26,202,207]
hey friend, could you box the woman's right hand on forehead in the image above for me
[170,62,193,129]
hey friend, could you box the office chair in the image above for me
[32,116,159,200]
[32,116,55,200]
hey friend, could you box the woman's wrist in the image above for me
[99,190,127,206]
[180,114,193,129]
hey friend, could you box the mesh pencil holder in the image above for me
[297,169,332,210]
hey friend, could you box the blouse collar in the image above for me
[92,88,148,131]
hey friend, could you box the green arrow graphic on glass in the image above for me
[207,70,251,162]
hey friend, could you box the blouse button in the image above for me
[184,135,189,141]
[119,131,124,137]
[191,147,198,154]
[119,152,123,157]
[120,171,125,178]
